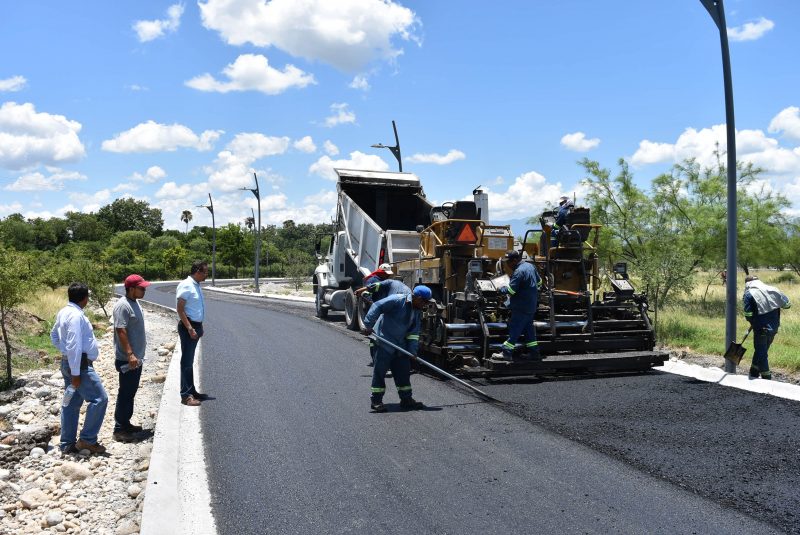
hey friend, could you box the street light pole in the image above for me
[197,193,217,286]
[241,173,261,293]
[371,120,403,172]
[700,0,738,373]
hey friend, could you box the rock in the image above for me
[46,511,63,526]
[164,341,176,351]
[0,469,9,480]
[29,447,45,458]
[19,399,40,413]
[34,387,51,399]
[150,375,166,384]
[127,484,141,498]
[20,487,47,509]
[62,504,78,514]
[0,435,15,445]
[16,413,34,424]
[58,462,92,481]
[132,472,147,482]
[49,404,61,416]
[137,459,149,471]
[0,405,13,417]
[157,348,170,356]
[116,520,139,535]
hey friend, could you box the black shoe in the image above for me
[124,424,144,432]
[113,430,138,443]
[371,401,387,413]
[748,367,760,379]
[400,398,425,410]
[192,392,211,401]
[520,350,543,361]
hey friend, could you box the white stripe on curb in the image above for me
[656,360,800,402]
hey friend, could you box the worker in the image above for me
[363,262,394,286]
[552,195,574,246]
[742,275,791,380]
[358,277,412,367]
[494,250,541,361]
[362,285,433,412]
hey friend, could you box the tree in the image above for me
[181,210,193,233]
[217,223,249,277]
[0,246,38,385]
[63,260,114,318]
[163,246,190,278]
[0,213,35,251]
[65,211,110,242]
[97,198,164,237]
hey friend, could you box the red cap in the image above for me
[124,274,151,289]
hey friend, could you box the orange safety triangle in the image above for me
[455,223,478,243]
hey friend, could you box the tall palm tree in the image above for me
[244,216,255,232]
[180,210,193,233]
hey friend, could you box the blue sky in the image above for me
[1,0,799,230]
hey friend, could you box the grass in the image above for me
[657,270,800,373]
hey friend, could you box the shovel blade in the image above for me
[724,342,746,365]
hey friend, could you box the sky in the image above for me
[1,0,799,231]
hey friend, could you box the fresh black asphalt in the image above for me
[143,283,798,534]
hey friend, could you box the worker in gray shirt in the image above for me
[112,274,150,442]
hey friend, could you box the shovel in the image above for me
[723,326,752,365]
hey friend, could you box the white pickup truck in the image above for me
[313,168,433,328]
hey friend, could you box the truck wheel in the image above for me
[344,289,359,330]
[357,293,372,331]
[315,289,328,319]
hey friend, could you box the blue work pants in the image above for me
[503,311,537,355]
[371,345,412,402]
[752,328,776,374]
[60,359,108,451]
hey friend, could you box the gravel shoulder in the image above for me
[0,299,178,535]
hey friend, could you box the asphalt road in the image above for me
[142,283,797,534]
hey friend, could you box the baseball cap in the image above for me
[378,262,394,275]
[505,250,521,261]
[412,285,432,300]
[124,274,151,289]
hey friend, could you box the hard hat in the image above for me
[378,262,393,275]
[559,195,569,204]
[412,285,433,300]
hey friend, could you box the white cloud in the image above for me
[0,102,85,170]
[303,189,337,206]
[102,120,223,153]
[630,140,676,165]
[560,131,601,152]
[406,149,465,165]
[324,103,356,127]
[309,150,389,181]
[206,133,289,191]
[768,106,800,141]
[4,168,87,192]
[323,140,339,156]
[130,165,167,183]
[127,84,149,92]
[480,171,582,221]
[112,182,139,193]
[0,75,27,92]
[349,74,370,91]
[155,181,209,199]
[727,17,774,42]
[68,189,115,214]
[133,3,185,42]
[293,136,316,153]
[185,53,316,95]
[0,201,24,215]
[198,0,420,72]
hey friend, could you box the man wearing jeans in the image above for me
[51,282,108,454]
[743,275,791,380]
[176,260,209,406]
[112,274,150,441]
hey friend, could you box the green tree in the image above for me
[181,210,193,233]
[65,211,110,242]
[0,213,34,251]
[63,260,114,317]
[97,198,164,237]
[217,223,249,277]
[163,246,189,278]
[0,246,39,385]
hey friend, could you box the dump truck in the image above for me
[389,194,669,377]
[313,168,433,327]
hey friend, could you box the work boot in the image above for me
[748,367,760,379]
[491,351,512,361]
[761,371,772,380]
[520,348,542,361]
[371,400,387,413]
[75,440,106,454]
[400,398,425,410]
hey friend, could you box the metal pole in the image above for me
[700,0,738,373]
[198,193,216,286]
[369,334,499,402]
[254,173,262,293]
[251,207,257,281]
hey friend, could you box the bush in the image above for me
[773,271,798,284]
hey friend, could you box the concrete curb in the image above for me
[204,285,315,303]
[138,300,217,535]
[656,360,800,402]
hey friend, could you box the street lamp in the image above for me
[197,193,217,286]
[700,0,738,373]
[371,120,403,172]
[241,173,261,293]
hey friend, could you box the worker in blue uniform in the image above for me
[743,275,791,380]
[362,285,433,412]
[552,196,574,247]
[494,250,542,361]
[357,277,411,366]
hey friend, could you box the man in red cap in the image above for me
[112,274,151,442]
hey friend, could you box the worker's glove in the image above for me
[362,327,373,336]
[498,286,509,295]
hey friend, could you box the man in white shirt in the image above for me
[50,282,108,454]
[176,260,209,406]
